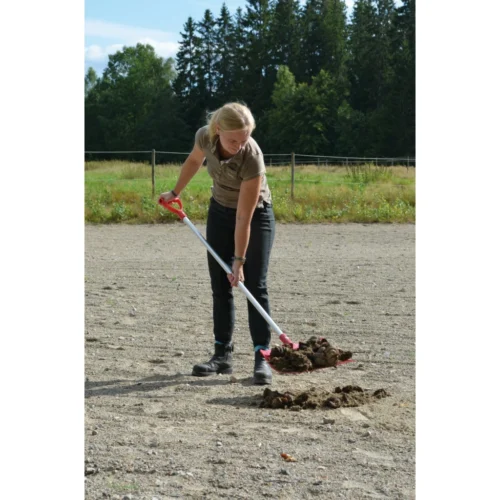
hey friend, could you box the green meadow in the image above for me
[85,161,415,223]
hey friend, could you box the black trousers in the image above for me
[206,197,275,349]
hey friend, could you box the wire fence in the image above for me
[84,149,416,167]
[84,149,416,199]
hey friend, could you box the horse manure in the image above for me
[269,336,353,373]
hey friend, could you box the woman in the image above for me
[159,102,275,385]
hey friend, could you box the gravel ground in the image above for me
[85,222,415,500]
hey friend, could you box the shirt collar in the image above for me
[211,136,243,162]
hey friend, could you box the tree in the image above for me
[213,3,236,106]
[297,0,323,82]
[264,65,298,152]
[347,0,380,112]
[173,17,204,130]
[196,9,217,105]
[318,0,349,90]
[85,44,186,154]
[383,0,415,155]
[268,0,302,77]
[240,0,274,114]
[85,67,98,97]
[229,7,249,103]
[174,17,201,101]
[265,66,339,154]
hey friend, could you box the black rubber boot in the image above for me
[192,343,234,377]
[253,351,272,385]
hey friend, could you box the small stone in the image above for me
[85,466,98,475]
[280,469,290,475]
[362,431,372,437]
[323,418,335,425]
[229,376,238,383]
[92,430,98,436]
[216,441,223,447]
[347,438,356,444]
[317,466,326,470]
[174,351,184,357]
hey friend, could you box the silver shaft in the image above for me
[182,216,283,337]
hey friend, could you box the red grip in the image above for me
[158,197,186,220]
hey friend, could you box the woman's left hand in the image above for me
[228,260,244,287]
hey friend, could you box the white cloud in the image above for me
[85,19,177,43]
[85,19,179,70]
[85,44,126,62]
[135,38,179,59]
[85,45,107,62]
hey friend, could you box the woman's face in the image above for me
[217,127,250,156]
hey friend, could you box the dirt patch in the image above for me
[260,385,390,410]
[268,336,353,372]
[85,223,415,500]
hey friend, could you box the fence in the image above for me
[85,150,416,199]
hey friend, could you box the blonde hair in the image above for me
[207,102,256,144]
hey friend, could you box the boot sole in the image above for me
[192,367,233,377]
[253,376,272,385]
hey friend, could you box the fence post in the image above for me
[151,149,156,198]
[291,152,295,200]
[407,156,409,172]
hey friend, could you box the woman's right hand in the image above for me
[159,190,178,204]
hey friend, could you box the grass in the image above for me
[85,161,415,223]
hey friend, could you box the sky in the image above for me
[85,0,402,76]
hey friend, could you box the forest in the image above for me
[84,0,415,160]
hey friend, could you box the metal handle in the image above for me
[183,215,284,337]
[158,198,286,339]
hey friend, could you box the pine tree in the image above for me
[213,3,236,107]
[268,0,302,77]
[196,9,217,106]
[383,0,415,155]
[229,7,249,103]
[296,0,323,83]
[347,0,380,113]
[173,17,201,102]
[240,0,274,114]
[319,0,349,87]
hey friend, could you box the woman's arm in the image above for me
[228,175,262,287]
[159,144,206,202]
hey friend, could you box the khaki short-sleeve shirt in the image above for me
[194,126,272,209]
